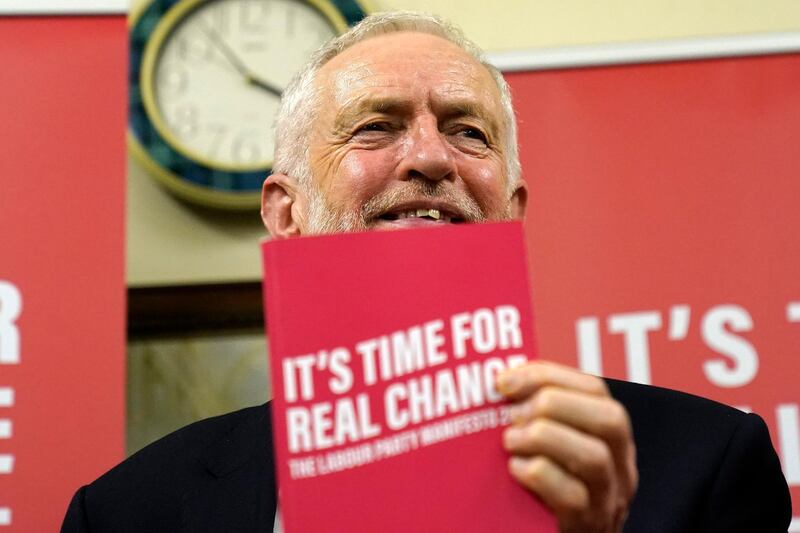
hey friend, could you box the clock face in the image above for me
[143,0,341,172]
[130,0,368,209]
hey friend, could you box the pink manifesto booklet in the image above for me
[261,221,557,533]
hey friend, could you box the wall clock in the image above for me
[129,0,370,209]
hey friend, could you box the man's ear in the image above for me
[510,179,528,221]
[261,173,307,238]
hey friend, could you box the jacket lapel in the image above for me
[182,404,277,533]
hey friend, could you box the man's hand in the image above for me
[497,362,637,533]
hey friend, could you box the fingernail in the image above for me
[508,403,528,423]
[504,426,521,449]
[508,456,526,474]
[497,373,518,393]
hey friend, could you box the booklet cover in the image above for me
[261,221,557,532]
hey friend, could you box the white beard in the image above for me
[303,179,500,235]
[304,184,365,234]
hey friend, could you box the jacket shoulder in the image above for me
[606,378,748,430]
[63,404,272,532]
[606,379,791,532]
[101,403,268,483]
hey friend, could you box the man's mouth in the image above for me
[377,207,465,225]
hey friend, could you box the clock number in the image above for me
[158,67,188,97]
[172,104,198,140]
[207,124,228,159]
[177,36,212,63]
[286,4,296,37]
[232,132,261,164]
[239,1,269,32]
[208,5,230,36]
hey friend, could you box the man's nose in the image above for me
[399,119,457,182]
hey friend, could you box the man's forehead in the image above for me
[315,32,504,123]
[321,31,479,73]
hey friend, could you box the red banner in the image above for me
[509,52,800,520]
[0,15,127,530]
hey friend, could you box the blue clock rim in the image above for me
[129,0,370,204]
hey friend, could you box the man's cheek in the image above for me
[323,157,379,211]
[341,152,396,191]
[468,165,508,214]
[313,147,359,191]
[340,155,374,183]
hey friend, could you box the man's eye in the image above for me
[457,127,487,143]
[357,122,390,133]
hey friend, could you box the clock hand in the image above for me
[198,23,250,77]
[198,23,282,97]
[245,74,283,97]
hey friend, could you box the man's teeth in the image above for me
[395,208,450,222]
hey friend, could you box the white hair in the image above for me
[272,11,521,194]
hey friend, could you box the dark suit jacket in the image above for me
[61,379,791,532]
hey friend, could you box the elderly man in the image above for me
[63,11,790,533]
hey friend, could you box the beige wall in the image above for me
[385,0,800,50]
[127,0,800,286]
[128,153,266,287]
